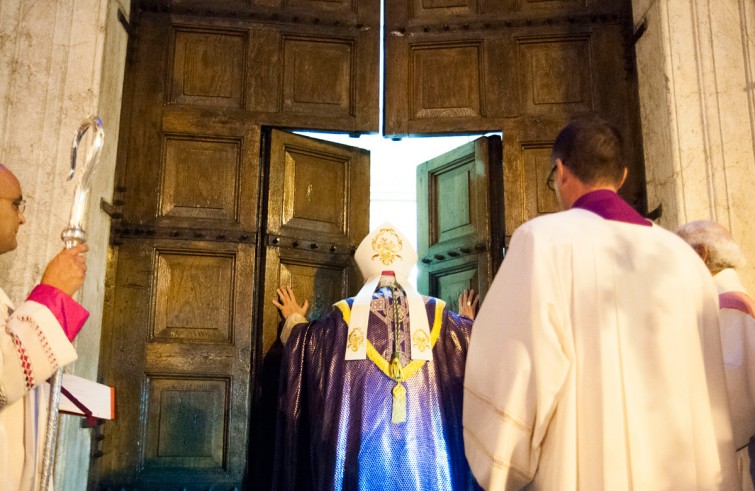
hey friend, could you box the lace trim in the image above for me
[20,315,58,370]
[5,315,60,391]
[8,329,35,390]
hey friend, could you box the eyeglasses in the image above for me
[545,165,557,191]
[0,197,26,214]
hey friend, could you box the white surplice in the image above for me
[0,288,77,491]
[463,208,737,491]
[715,268,755,491]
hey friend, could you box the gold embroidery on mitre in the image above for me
[347,327,365,352]
[412,328,431,352]
[370,228,403,266]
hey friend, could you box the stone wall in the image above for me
[633,0,755,290]
[0,0,129,489]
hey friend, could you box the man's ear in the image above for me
[692,243,709,264]
[616,167,628,190]
[555,158,568,184]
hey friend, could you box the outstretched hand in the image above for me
[458,289,479,320]
[272,286,310,320]
[40,244,89,296]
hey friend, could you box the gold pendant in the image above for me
[391,383,407,424]
[390,353,404,381]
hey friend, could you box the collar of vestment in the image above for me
[334,298,445,381]
[572,189,651,226]
[714,268,748,295]
[345,272,432,362]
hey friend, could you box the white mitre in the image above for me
[345,222,432,361]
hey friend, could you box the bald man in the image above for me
[0,164,89,490]
[678,220,755,490]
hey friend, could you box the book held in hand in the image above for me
[59,374,115,421]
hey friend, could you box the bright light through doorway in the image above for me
[296,132,487,248]
[296,131,497,285]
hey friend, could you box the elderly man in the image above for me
[271,222,480,491]
[0,164,89,490]
[463,116,737,490]
[677,220,755,490]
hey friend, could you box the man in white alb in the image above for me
[0,164,89,491]
[463,116,737,490]
[678,220,755,490]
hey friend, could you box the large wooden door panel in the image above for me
[121,87,261,231]
[121,109,261,233]
[105,2,378,488]
[261,247,353,355]
[423,253,489,311]
[160,110,261,229]
[249,129,369,489]
[389,0,626,24]
[261,130,370,353]
[418,138,490,256]
[502,119,566,236]
[385,23,635,135]
[98,239,254,488]
[142,376,230,471]
[161,13,378,132]
[128,4,379,132]
[169,27,248,109]
[417,135,503,301]
[267,129,369,246]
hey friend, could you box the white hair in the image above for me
[676,220,746,271]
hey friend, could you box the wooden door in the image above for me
[501,118,567,239]
[97,127,368,490]
[416,135,503,309]
[260,129,370,354]
[93,12,263,487]
[94,6,373,488]
[250,129,369,489]
[96,120,260,489]
[384,0,646,221]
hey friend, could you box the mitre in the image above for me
[345,222,432,362]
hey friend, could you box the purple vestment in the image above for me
[572,189,651,226]
[273,287,480,491]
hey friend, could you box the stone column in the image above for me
[0,0,129,489]
[633,0,755,290]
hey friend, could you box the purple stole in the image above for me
[572,189,652,226]
[719,291,755,317]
